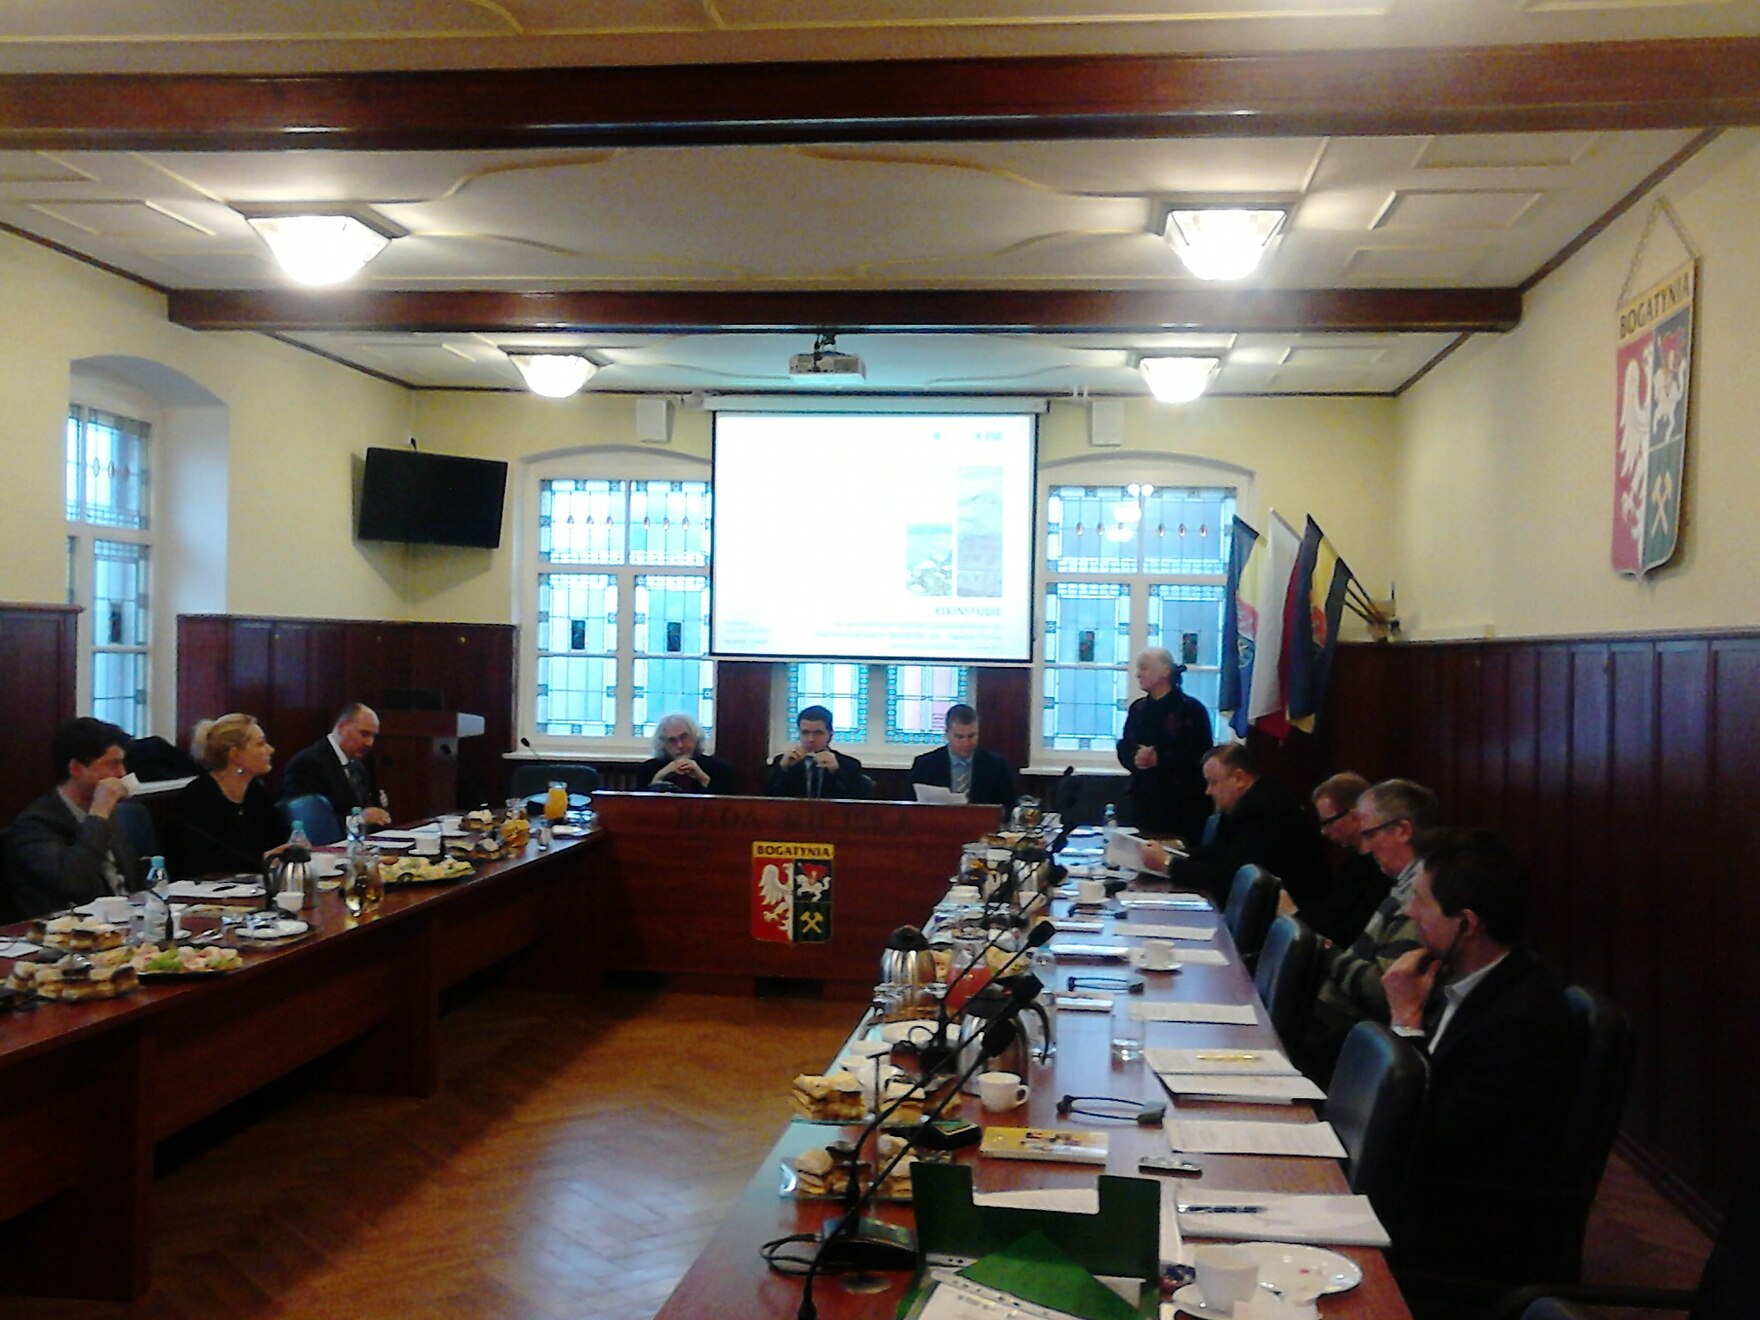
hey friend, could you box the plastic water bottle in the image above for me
[346,807,365,846]
[288,820,312,858]
[1102,802,1117,829]
[143,855,173,943]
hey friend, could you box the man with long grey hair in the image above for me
[638,712,737,794]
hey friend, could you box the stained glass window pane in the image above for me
[1041,665,1130,751]
[1141,488,1232,575]
[633,658,716,737]
[536,573,617,655]
[539,478,626,564]
[93,540,149,647]
[787,663,868,744]
[884,665,970,744]
[1045,486,1136,574]
[1043,581,1130,667]
[534,657,618,737]
[628,481,711,566]
[632,573,713,738]
[92,652,148,736]
[79,409,150,530]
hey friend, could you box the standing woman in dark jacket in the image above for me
[169,712,290,877]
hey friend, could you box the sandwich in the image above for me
[9,953,139,1001]
[789,1070,866,1121]
[29,915,126,951]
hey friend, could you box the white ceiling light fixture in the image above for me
[238,206,406,286]
[508,353,599,398]
[1139,355,1221,404]
[1161,206,1288,282]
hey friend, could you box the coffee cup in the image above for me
[1193,1244,1261,1311]
[274,890,304,916]
[90,895,133,925]
[1074,878,1107,904]
[1138,940,1179,971]
[976,1070,1029,1111]
[945,884,982,905]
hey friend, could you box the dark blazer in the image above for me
[169,774,290,879]
[279,736,381,822]
[1115,686,1213,841]
[765,750,866,799]
[1304,848,1394,947]
[636,752,738,795]
[1394,944,1580,1281]
[3,790,142,920]
[907,745,1015,808]
[1168,774,1328,907]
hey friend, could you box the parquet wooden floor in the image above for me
[1,980,1715,1320]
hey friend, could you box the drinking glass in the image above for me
[544,781,568,822]
[1111,991,1144,1063]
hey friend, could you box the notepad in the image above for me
[1165,1118,1346,1158]
[1158,947,1228,966]
[1146,1047,1298,1076]
[1155,1073,1325,1104]
[1174,1192,1390,1247]
[1117,923,1213,941]
[1130,1001,1258,1025]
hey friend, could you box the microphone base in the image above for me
[816,1215,917,1271]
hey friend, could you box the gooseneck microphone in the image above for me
[794,1016,1025,1320]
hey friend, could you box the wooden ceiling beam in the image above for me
[3,39,1757,150]
[167,287,1522,335]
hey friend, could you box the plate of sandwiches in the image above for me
[782,1136,920,1201]
[380,856,474,885]
[28,915,128,951]
[7,948,138,1001]
[131,943,244,978]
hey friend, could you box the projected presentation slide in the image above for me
[711,412,1037,662]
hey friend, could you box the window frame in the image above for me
[772,661,973,766]
[517,446,715,759]
[1026,453,1250,773]
[65,394,157,737]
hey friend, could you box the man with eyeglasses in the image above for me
[1289,772,1395,946]
[1296,777,1441,1082]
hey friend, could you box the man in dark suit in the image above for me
[279,702,390,828]
[1382,827,1580,1284]
[907,703,1015,807]
[4,717,143,919]
[1142,742,1327,907]
[765,705,866,799]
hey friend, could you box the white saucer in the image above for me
[235,917,310,940]
[1128,948,1180,972]
[1243,1242,1361,1294]
[1171,1285,1234,1319]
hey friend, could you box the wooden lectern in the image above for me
[377,711,485,819]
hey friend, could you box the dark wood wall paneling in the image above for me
[1323,633,1760,1223]
[176,616,515,811]
[0,604,80,823]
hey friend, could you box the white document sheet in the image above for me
[1131,1001,1258,1025]
[1121,923,1214,941]
[166,879,266,900]
[1118,894,1211,910]
[1165,1119,1347,1159]
[1174,1192,1390,1247]
[1155,1073,1326,1104]
[1157,947,1228,966]
[1146,1047,1298,1076]
[914,783,968,804]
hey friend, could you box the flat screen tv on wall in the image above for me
[356,447,510,550]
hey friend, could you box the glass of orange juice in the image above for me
[544,780,568,822]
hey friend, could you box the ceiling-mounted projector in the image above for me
[788,350,866,382]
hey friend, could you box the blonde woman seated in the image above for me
[169,713,291,877]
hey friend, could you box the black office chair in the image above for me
[1223,864,1280,966]
[278,793,343,846]
[1252,914,1319,1047]
[1322,1020,1428,1227]
[508,762,601,803]
[1541,985,1635,1281]
[114,799,160,870]
[1491,1146,1758,1320]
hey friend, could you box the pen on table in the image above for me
[1195,1052,1263,1061]
[1177,1203,1268,1214]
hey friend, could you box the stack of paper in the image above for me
[1165,1118,1347,1158]
[1146,1047,1299,1075]
[1151,947,1228,966]
[1174,1191,1390,1246]
[1130,1001,1258,1025]
[1155,1073,1325,1104]
[1118,923,1213,941]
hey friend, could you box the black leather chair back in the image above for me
[279,793,342,847]
[1253,915,1319,1046]
[509,762,602,801]
[1223,864,1280,965]
[1324,1020,1428,1225]
[1548,985,1634,1280]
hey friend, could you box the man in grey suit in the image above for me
[4,717,142,919]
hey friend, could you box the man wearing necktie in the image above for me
[4,717,145,919]
[1378,827,1578,1285]
[906,704,1016,807]
[765,705,865,799]
[280,702,392,829]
